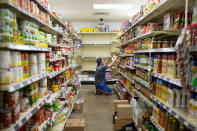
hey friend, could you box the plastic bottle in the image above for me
[161,54,167,75]
[175,86,182,108]
[181,91,190,108]
[153,54,158,73]
[171,54,177,78]
[189,94,195,116]
[164,111,170,131]
[157,54,162,74]
[167,84,175,106]
[157,79,161,98]
[167,54,171,77]
[163,81,169,103]
[152,78,157,95]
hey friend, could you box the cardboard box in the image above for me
[117,104,132,120]
[65,119,85,131]
[74,99,84,113]
[114,100,128,113]
[114,116,131,131]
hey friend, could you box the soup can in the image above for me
[30,65,38,76]
[13,67,20,83]
[37,53,45,64]
[11,51,20,67]
[11,104,20,124]
[0,50,11,68]
[39,87,47,98]
[39,78,47,87]
[29,53,37,65]
[38,63,46,74]
[0,68,11,85]
[20,97,29,112]
[0,109,12,129]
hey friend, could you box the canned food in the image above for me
[29,53,37,65]
[0,109,12,129]
[18,66,23,81]
[39,87,47,98]
[29,65,38,76]
[20,97,29,112]
[13,67,20,83]
[0,50,11,68]
[39,78,47,87]
[5,91,19,109]
[37,53,45,64]
[0,68,11,85]
[52,85,59,93]
[38,63,46,74]
[11,51,20,67]
[11,104,20,124]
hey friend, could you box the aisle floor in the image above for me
[71,85,118,131]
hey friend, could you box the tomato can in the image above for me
[0,109,12,129]
[29,53,37,65]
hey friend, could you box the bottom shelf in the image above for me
[150,116,164,131]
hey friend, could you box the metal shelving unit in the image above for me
[133,76,151,89]
[150,117,164,131]
[133,48,175,54]
[151,72,182,87]
[133,64,152,71]
[47,57,65,62]
[48,66,71,79]
[0,43,50,51]
[151,95,197,131]
[121,31,180,46]
[119,53,134,57]
[2,94,50,131]
[118,71,135,84]
[0,72,48,92]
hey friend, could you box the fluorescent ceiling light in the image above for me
[93,4,133,9]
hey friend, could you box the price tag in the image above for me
[175,114,179,119]
[184,121,189,126]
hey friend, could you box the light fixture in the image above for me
[93,4,133,9]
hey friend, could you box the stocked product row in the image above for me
[116,0,197,131]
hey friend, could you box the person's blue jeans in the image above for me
[95,79,112,93]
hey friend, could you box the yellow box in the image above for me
[81,28,94,32]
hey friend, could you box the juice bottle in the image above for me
[166,54,171,77]
[160,107,165,128]
[167,84,175,106]
[171,54,177,78]
[161,54,166,75]
[157,79,161,98]
[175,86,182,108]
[189,93,195,116]
[171,118,179,131]
[160,80,164,101]
[157,54,162,74]
[164,111,170,131]
[163,81,169,103]
[179,123,186,131]
[153,54,158,73]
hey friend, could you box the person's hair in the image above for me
[96,57,102,67]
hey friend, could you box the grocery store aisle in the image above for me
[71,85,117,131]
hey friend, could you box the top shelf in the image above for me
[33,0,66,28]
[0,0,64,36]
[78,32,117,35]
[118,0,188,38]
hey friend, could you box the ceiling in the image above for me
[50,0,147,21]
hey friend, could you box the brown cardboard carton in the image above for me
[74,99,84,113]
[117,104,132,120]
[114,100,128,113]
[114,116,131,131]
[65,119,85,131]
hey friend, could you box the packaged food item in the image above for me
[5,91,19,109]
[39,87,47,98]
[0,50,11,68]
[0,109,12,129]
[0,25,13,43]
[13,67,20,83]
[29,53,38,65]
[0,68,11,85]
[11,104,20,124]
[37,53,45,64]
[38,63,46,74]
[20,97,29,112]
[29,65,38,76]
[39,78,47,87]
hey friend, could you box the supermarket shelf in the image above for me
[133,48,175,53]
[0,72,48,92]
[51,101,68,123]
[47,57,65,62]
[81,56,109,58]
[48,66,71,79]
[115,87,123,100]
[121,31,180,46]
[133,64,152,71]
[83,43,110,46]
[0,43,50,51]
[37,118,51,131]
[118,71,135,84]
[34,0,66,28]
[2,95,50,131]
[46,87,65,105]
[118,0,184,38]
[62,78,73,86]
[48,43,69,48]
[119,53,134,57]
[133,119,141,131]
[0,0,63,35]
[151,95,197,131]
[63,52,72,56]
[133,76,151,89]
[78,32,117,35]
[124,65,135,70]
[150,117,164,131]
[189,46,197,52]
[119,65,126,68]
[151,72,182,87]
[133,89,153,107]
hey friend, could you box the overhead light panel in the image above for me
[93,4,132,9]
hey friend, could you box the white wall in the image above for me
[72,20,123,32]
